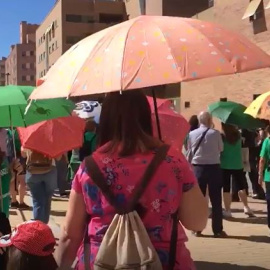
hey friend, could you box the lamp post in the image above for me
[5,73,10,85]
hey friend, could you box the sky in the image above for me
[0,0,56,57]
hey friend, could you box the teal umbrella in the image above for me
[0,85,75,127]
[208,101,265,129]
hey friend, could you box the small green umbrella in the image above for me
[208,101,265,129]
[0,85,75,127]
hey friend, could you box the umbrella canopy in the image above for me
[245,91,270,120]
[30,15,270,100]
[0,85,74,127]
[17,116,85,158]
[147,97,190,151]
[208,101,264,129]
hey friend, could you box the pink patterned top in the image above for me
[72,146,197,270]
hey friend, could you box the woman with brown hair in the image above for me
[56,90,208,270]
[221,123,254,218]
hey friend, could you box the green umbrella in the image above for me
[208,101,265,129]
[0,85,75,127]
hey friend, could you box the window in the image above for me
[220,98,227,102]
[43,52,46,59]
[184,102,190,108]
[30,75,35,81]
[30,51,34,56]
[22,51,26,57]
[249,0,264,21]
[52,43,55,51]
[22,76,26,81]
[99,14,123,24]
[0,73,5,78]
[253,94,260,100]
[81,15,95,23]
[66,36,81,44]
[66,14,82,23]
[41,71,44,77]
[22,64,26,69]
[49,46,51,54]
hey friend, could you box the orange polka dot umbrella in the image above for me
[30,15,270,99]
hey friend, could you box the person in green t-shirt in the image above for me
[259,125,270,230]
[220,123,254,218]
[0,148,11,218]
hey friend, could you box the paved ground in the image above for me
[9,195,270,270]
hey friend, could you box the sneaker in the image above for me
[10,201,19,208]
[214,231,228,238]
[223,210,233,218]
[17,203,30,210]
[192,231,203,237]
[244,207,256,217]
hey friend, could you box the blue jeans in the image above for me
[26,167,57,224]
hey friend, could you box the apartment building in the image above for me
[5,21,38,86]
[180,0,270,119]
[36,0,128,79]
[0,57,6,86]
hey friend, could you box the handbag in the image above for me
[186,128,209,163]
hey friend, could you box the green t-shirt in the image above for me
[260,137,270,182]
[0,159,11,217]
[221,138,243,170]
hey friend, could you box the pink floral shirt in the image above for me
[72,146,197,270]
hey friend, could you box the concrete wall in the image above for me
[0,57,6,86]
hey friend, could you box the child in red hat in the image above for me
[0,220,58,270]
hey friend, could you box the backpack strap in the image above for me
[126,144,170,213]
[85,144,170,214]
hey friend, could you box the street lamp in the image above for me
[5,73,10,85]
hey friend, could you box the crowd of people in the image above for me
[186,112,269,237]
[0,90,269,269]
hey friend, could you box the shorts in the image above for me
[222,169,246,193]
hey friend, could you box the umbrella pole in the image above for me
[8,106,17,160]
[152,88,162,140]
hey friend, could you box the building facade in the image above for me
[0,57,6,86]
[5,21,38,86]
[36,0,128,79]
[180,0,270,120]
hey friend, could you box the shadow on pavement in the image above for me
[50,210,66,217]
[195,261,268,270]
[196,234,270,244]
[227,216,267,225]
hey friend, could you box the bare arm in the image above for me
[258,157,265,186]
[178,184,208,232]
[56,190,87,269]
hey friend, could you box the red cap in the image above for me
[0,220,56,256]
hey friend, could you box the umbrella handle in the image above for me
[152,88,162,140]
[9,106,17,160]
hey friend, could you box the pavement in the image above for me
[9,194,270,270]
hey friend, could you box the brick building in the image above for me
[5,21,39,86]
[181,0,270,120]
[36,0,128,79]
[0,57,6,86]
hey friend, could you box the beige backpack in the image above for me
[84,145,178,270]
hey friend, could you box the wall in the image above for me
[181,0,270,120]
[20,21,39,44]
